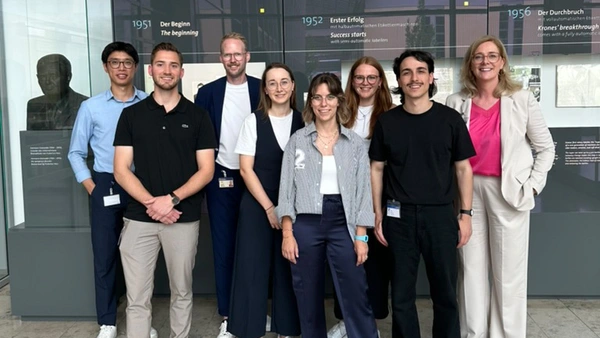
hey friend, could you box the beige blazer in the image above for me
[446,90,555,211]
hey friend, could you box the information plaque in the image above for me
[20,130,90,227]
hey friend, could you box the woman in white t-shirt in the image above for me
[345,56,395,141]
[328,56,395,338]
[228,63,303,338]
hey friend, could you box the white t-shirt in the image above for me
[235,110,294,156]
[217,82,252,169]
[353,105,373,139]
[320,155,340,194]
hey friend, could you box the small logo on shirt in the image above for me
[295,149,305,169]
[182,124,189,128]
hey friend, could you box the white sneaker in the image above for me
[217,320,235,338]
[327,321,347,338]
[150,327,158,338]
[97,325,117,338]
[266,314,272,332]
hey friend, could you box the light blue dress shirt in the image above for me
[68,88,147,183]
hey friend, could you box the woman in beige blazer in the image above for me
[446,35,555,338]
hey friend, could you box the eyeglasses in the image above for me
[107,59,135,69]
[353,75,379,84]
[266,79,292,91]
[472,52,501,63]
[221,53,246,61]
[311,94,337,103]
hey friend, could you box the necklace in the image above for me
[317,130,338,149]
[358,105,373,117]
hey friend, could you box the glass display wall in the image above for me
[0,0,114,283]
[0,0,599,295]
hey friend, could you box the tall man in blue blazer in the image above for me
[194,32,260,338]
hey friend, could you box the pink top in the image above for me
[468,100,501,177]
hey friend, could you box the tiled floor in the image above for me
[0,284,599,337]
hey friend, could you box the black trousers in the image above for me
[228,189,300,338]
[333,227,392,320]
[383,203,460,338]
[291,195,377,338]
[90,172,127,325]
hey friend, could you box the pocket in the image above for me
[515,168,531,185]
[90,182,102,201]
[89,185,97,197]
[118,218,130,248]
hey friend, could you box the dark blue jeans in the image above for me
[383,203,460,338]
[291,194,377,338]
[333,226,392,320]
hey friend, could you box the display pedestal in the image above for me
[8,224,96,320]
[7,213,216,320]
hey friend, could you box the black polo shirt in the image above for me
[114,93,216,222]
[369,102,475,205]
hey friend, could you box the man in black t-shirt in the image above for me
[369,50,475,338]
[113,42,216,338]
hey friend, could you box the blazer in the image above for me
[446,90,555,211]
[194,75,261,145]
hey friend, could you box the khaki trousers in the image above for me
[119,218,200,338]
[458,175,530,338]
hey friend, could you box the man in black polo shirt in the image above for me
[113,42,216,338]
[369,50,475,338]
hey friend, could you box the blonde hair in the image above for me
[460,35,522,97]
[303,73,351,125]
[220,32,248,53]
[344,56,393,139]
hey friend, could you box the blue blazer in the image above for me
[194,75,261,144]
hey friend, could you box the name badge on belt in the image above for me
[218,170,234,188]
[103,186,121,207]
[387,199,401,218]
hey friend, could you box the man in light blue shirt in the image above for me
[68,41,153,338]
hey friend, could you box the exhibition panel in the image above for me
[109,0,600,297]
[113,0,600,217]
[111,0,600,296]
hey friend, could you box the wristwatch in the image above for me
[354,235,369,243]
[169,192,180,206]
[459,209,474,216]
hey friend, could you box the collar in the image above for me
[303,122,352,139]
[105,87,145,103]
[146,92,186,113]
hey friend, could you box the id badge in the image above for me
[218,170,234,188]
[103,187,121,207]
[386,199,401,218]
